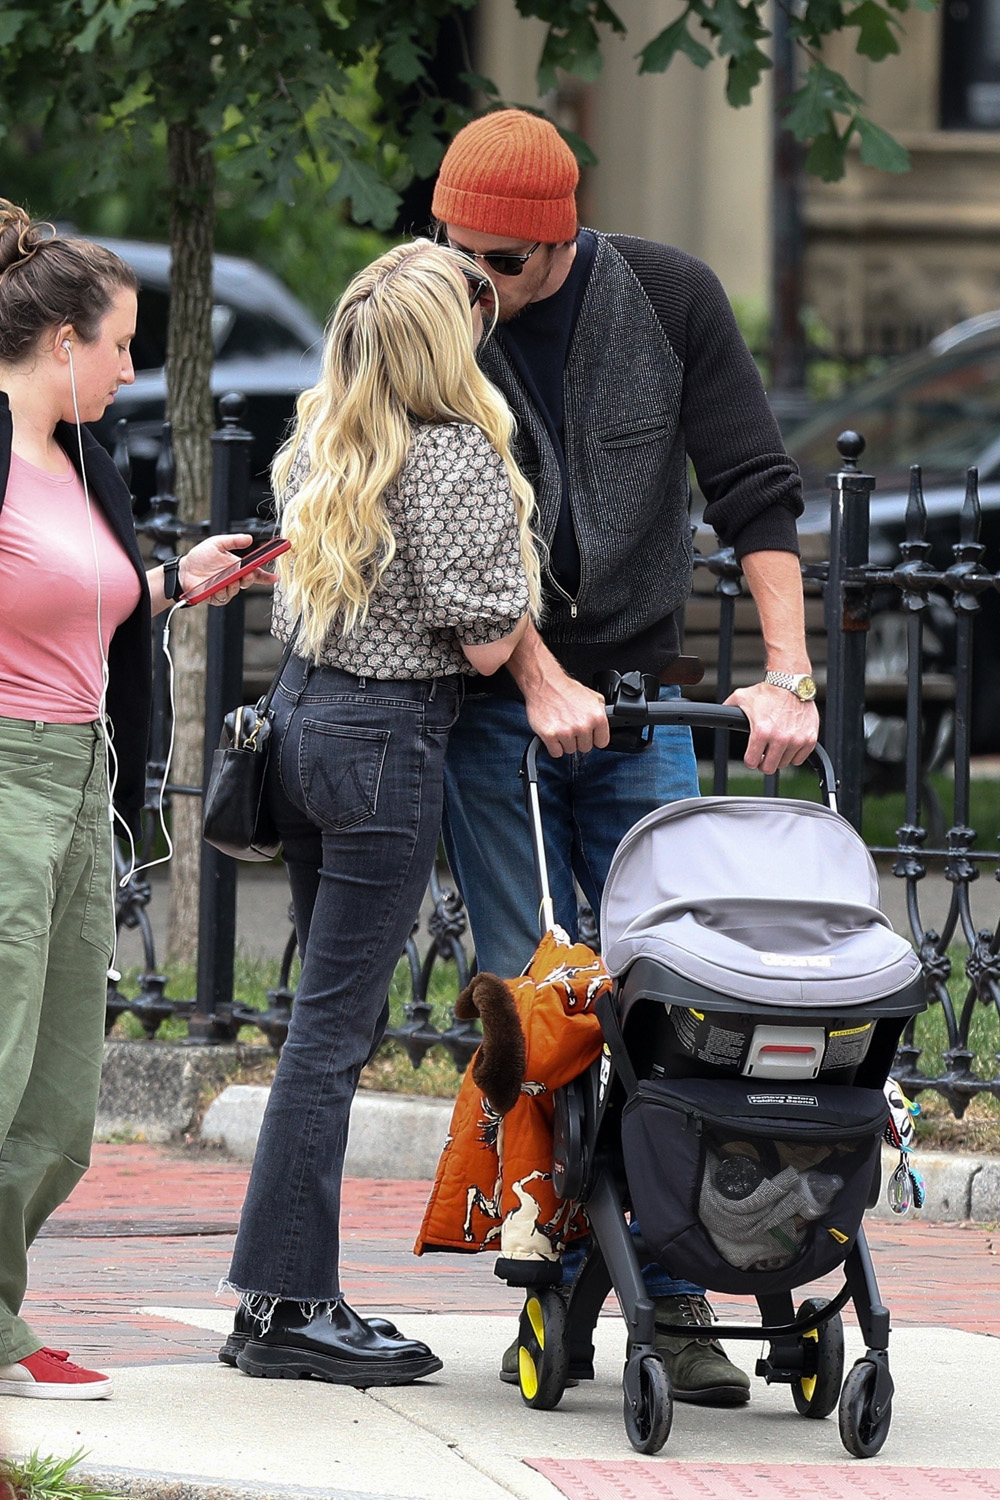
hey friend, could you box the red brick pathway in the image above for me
[24,1144,1000,1367]
[526,1461,1000,1500]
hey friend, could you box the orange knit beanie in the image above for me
[432,109,579,243]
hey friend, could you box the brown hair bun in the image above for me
[0,198,139,364]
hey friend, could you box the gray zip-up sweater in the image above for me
[479,232,802,682]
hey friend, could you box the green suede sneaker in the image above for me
[653,1294,751,1406]
[498,1334,521,1385]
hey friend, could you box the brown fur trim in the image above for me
[455,972,526,1115]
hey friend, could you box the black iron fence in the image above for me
[107,411,1000,1116]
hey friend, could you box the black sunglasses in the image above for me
[459,263,491,308]
[434,224,543,279]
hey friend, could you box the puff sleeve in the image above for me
[398,423,530,644]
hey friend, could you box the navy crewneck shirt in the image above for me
[497,229,598,599]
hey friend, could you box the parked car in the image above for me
[783,311,1000,752]
[85,236,324,511]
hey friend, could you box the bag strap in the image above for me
[257,637,296,718]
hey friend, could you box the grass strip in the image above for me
[0,1452,118,1500]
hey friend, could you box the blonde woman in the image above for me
[220,241,540,1387]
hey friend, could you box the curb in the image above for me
[77,1465,395,1500]
[201,1085,453,1180]
[97,1041,271,1144]
[868,1149,1000,1223]
[200,1081,1000,1223]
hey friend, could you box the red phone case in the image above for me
[180,538,290,607]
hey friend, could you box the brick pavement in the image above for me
[526,1462,1000,1500]
[25,1143,1000,1368]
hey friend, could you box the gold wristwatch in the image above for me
[764,670,817,702]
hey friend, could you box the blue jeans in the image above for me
[228,659,463,1302]
[442,686,700,976]
[442,685,703,1298]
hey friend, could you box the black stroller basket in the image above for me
[499,695,926,1458]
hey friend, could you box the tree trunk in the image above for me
[165,123,216,966]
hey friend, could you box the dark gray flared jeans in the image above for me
[227,659,462,1302]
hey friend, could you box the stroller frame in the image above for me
[499,687,909,1457]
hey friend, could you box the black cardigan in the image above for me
[0,391,152,839]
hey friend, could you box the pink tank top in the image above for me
[0,451,142,722]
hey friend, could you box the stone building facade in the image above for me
[477,0,1000,358]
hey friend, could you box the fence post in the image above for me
[112,421,208,1038]
[189,395,254,1043]
[824,432,874,832]
[703,544,743,793]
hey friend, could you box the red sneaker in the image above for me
[0,1347,113,1399]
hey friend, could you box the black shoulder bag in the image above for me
[202,638,295,861]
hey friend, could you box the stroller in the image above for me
[496,689,925,1457]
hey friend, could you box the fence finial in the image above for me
[836,430,865,471]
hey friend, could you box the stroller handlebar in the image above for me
[522,702,838,809]
[604,701,838,805]
[519,702,838,934]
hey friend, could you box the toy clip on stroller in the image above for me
[497,682,925,1457]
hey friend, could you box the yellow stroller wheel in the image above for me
[517,1289,569,1410]
[792,1296,845,1418]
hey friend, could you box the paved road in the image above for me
[3,1144,999,1499]
[117,856,968,974]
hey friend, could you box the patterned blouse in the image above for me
[271,421,529,679]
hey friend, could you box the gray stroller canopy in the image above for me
[601,797,921,1006]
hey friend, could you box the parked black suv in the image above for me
[785,311,1000,752]
[86,236,324,511]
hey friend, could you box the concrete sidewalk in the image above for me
[4,1145,1000,1500]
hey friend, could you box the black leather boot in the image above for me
[219,1301,402,1368]
[235,1299,442,1386]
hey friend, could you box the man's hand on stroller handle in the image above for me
[725,683,820,775]
[507,624,611,757]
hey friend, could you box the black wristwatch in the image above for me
[162,556,184,602]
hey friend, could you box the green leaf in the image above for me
[639,15,713,72]
[855,114,910,171]
[516,0,626,36]
[328,153,401,229]
[457,70,500,98]
[380,33,426,87]
[848,0,900,60]
[726,45,771,106]
[0,9,31,47]
[805,126,848,180]
[710,0,770,60]
[402,110,446,179]
[537,16,605,91]
[796,0,846,42]
[72,0,160,53]
[557,123,598,168]
[783,61,861,139]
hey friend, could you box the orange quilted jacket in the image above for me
[414,931,609,1263]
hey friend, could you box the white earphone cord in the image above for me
[66,341,178,986]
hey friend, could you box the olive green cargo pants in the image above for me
[0,716,113,1364]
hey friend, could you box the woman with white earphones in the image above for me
[0,198,269,1400]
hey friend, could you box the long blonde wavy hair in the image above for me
[272,239,541,661]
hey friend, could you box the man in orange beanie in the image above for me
[434,108,817,1405]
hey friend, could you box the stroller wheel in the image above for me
[791,1297,844,1419]
[839,1357,893,1457]
[517,1290,569,1410]
[623,1353,673,1455]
